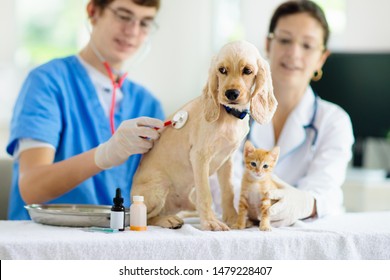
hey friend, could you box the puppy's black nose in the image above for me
[225,89,240,101]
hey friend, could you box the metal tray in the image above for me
[25,204,130,227]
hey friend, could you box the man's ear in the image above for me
[87,2,95,18]
[87,2,99,23]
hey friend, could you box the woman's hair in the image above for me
[268,0,329,48]
[92,0,160,11]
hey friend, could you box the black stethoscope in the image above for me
[303,93,319,147]
[247,92,319,148]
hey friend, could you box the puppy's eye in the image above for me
[219,67,227,75]
[250,162,257,167]
[243,67,252,75]
[263,164,269,169]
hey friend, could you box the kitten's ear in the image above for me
[244,140,255,156]
[270,146,280,162]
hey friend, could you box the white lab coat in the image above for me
[211,87,354,218]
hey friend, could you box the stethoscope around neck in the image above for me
[104,63,127,135]
[274,92,320,163]
[303,93,319,148]
[90,42,128,135]
[89,39,153,135]
[246,93,319,154]
[85,16,152,135]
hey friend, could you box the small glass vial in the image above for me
[110,188,125,231]
[130,196,147,231]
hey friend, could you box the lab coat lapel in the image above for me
[250,121,274,150]
[277,88,316,160]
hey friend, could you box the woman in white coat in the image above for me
[212,1,354,227]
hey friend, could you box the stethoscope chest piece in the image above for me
[172,110,188,129]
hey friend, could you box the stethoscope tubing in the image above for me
[247,92,319,163]
[102,62,127,134]
[304,93,319,147]
[86,21,128,135]
[85,15,153,134]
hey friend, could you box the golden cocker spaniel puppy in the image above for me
[131,40,277,231]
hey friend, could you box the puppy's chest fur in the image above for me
[202,114,249,172]
[164,112,249,213]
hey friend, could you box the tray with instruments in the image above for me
[25,204,130,227]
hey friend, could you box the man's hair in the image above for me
[92,0,160,11]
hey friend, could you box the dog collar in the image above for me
[223,105,249,120]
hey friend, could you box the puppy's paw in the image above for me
[231,219,253,229]
[148,215,184,229]
[231,223,245,230]
[201,219,230,231]
[223,212,238,227]
[259,223,272,232]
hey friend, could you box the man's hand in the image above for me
[94,117,164,169]
[268,175,316,227]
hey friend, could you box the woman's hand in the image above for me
[268,175,316,227]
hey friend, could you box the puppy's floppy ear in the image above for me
[203,57,220,122]
[250,57,278,124]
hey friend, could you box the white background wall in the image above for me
[1,0,390,158]
[128,0,213,116]
[0,1,17,64]
[343,0,390,51]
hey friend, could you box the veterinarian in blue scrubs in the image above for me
[6,0,164,220]
[241,0,354,226]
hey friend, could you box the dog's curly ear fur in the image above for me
[203,58,220,122]
[250,57,278,124]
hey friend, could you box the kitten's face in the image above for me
[244,142,280,180]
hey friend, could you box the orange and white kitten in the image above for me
[233,141,280,231]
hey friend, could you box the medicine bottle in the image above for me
[130,196,147,231]
[110,188,125,231]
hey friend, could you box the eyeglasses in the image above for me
[268,33,325,54]
[107,7,158,35]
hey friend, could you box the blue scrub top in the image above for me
[6,56,165,220]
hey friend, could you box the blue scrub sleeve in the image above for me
[7,69,62,156]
